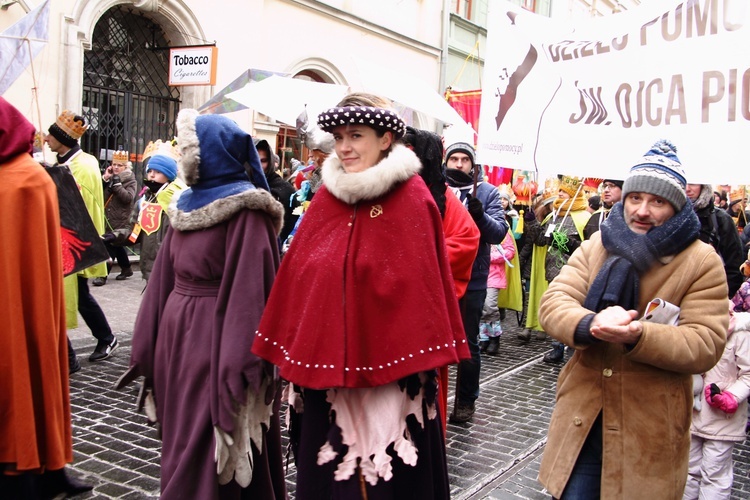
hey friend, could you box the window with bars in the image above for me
[81,6,180,179]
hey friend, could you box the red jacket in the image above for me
[253,145,470,389]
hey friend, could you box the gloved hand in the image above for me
[467,195,484,222]
[102,232,117,244]
[524,208,535,222]
[705,383,739,414]
[111,174,121,186]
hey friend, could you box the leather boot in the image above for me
[543,341,565,363]
[486,336,500,355]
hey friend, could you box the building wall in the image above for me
[1,0,446,154]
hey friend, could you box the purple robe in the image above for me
[126,208,285,499]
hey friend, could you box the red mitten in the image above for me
[705,384,739,414]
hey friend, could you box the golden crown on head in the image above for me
[558,175,584,197]
[544,176,560,194]
[113,150,129,163]
[497,183,514,201]
[56,110,88,139]
[159,137,180,160]
[142,141,160,161]
[730,186,747,203]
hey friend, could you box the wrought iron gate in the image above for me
[81,6,180,180]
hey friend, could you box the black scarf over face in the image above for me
[583,201,700,313]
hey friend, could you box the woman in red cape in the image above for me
[253,93,469,499]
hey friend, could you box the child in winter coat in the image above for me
[479,231,516,355]
[731,248,750,312]
[684,301,750,499]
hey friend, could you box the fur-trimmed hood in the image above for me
[174,109,270,214]
[691,184,714,211]
[321,143,421,205]
[168,187,284,234]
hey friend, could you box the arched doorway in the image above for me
[80,5,180,179]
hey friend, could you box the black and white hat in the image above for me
[317,106,406,140]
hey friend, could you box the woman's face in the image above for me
[558,189,570,200]
[332,125,392,174]
[500,197,510,209]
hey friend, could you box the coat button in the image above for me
[603,368,613,377]
[573,417,582,426]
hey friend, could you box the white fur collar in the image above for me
[321,144,421,204]
[168,188,284,234]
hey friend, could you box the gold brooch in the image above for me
[370,205,383,218]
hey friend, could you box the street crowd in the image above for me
[2,91,750,499]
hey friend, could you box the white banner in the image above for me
[477,0,749,185]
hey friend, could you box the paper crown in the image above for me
[583,177,603,192]
[55,110,88,139]
[730,186,747,204]
[558,175,583,197]
[497,183,515,202]
[545,176,560,194]
[113,150,129,163]
[512,171,538,205]
[142,141,160,160]
[142,138,180,162]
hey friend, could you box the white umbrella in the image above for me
[351,57,475,133]
[226,75,350,126]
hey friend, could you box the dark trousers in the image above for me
[560,414,603,499]
[76,276,113,344]
[456,288,486,405]
[104,242,131,272]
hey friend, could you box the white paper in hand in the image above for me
[641,298,680,326]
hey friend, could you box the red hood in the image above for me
[0,97,35,164]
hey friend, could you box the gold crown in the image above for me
[142,140,160,161]
[143,138,180,162]
[113,150,129,163]
[56,110,88,139]
[730,186,747,203]
[158,138,180,160]
[558,175,583,197]
[544,176,560,194]
[497,183,514,200]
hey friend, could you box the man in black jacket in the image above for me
[444,141,508,423]
[254,139,298,244]
[686,183,744,297]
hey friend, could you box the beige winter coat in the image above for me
[538,231,728,499]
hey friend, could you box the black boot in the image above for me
[486,337,500,355]
[479,340,489,353]
[67,338,81,375]
[543,341,565,363]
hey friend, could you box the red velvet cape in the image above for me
[253,176,470,389]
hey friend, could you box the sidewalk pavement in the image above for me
[66,266,750,499]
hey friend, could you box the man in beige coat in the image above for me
[538,140,728,499]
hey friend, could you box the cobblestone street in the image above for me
[65,266,750,499]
